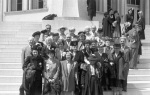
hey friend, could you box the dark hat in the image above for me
[32,31,41,37]
[31,45,39,51]
[78,31,85,36]
[88,54,98,61]
[113,44,121,48]
[52,33,59,37]
[114,10,118,14]
[91,39,97,43]
[70,41,78,46]
[97,28,103,33]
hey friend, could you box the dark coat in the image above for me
[106,15,115,38]
[136,16,145,39]
[108,52,125,80]
[126,14,134,32]
[87,0,96,17]
[23,56,44,95]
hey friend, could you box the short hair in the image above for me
[46,24,51,27]
[47,50,55,55]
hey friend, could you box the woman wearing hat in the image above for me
[60,52,78,95]
[23,45,44,95]
[59,26,67,40]
[108,44,126,95]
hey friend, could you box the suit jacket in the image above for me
[108,52,125,80]
[78,41,85,51]
[21,45,32,66]
[60,60,76,92]
[121,46,131,79]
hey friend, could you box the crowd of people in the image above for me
[19,8,145,95]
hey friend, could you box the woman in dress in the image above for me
[23,45,44,95]
[55,39,67,61]
[136,11,145,40]
[125,8,134,32]
[43,50,61,95]
[113,10,121,38]
[60,52,78,95]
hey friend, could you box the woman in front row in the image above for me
[60,52,78,95]
[43,50,61,95]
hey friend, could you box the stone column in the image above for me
[140,0,145,16]
[29,0,32,10]
[145,0,150,25]
[103,0,107,12]
[0,0,2,21]
[7,0,11,12]
[23,0,28,10]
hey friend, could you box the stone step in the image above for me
[128,75,150,81]
[0,45,26,48]
[0,58,21,63]
[137,63,150,69]
[1,89,150,95]
[0,69,23,76]
[128,81,150,89]
[129,69,150,75]
[0,76,22,83]
[0,83,21,91]
[0,48,22,53]
[0,53,21,58]
[0,41,28,45]
[0,63,21,69]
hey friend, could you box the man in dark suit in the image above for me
[40,24,54,41]
[78,31,86,51]
[120,36,132,91]
[19,37,35,95]
[87,0,96,20]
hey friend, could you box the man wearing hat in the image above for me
[58,26,67,40]
[104,37,113,55]
[41,24,54,42]
[69,27,78,39]
[120,36,131,92]
[108,43,126,95]
[78,31,86,51]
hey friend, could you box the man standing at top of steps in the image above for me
[19,37,35,95]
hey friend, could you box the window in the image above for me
[127,0,140,5]
[32,0,44,9]
[11,0,22,11]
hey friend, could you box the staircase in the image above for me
[0,22,42,95]
[0,22,150,95]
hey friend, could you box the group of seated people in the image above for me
[20,24,142,95]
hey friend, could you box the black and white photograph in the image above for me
[0,0,149,95]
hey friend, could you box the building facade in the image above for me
[0,0,150,24]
